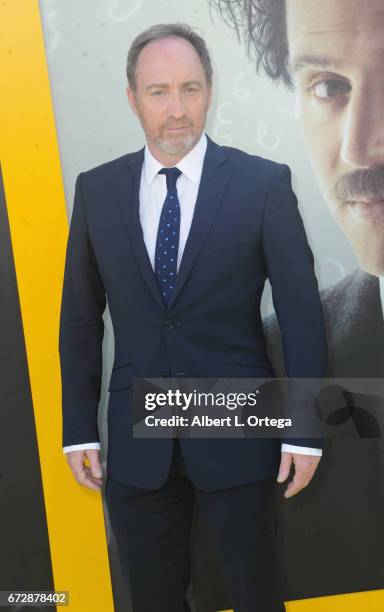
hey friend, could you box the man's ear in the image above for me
[126,85,138,117]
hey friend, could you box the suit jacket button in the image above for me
[164,319,174,329]
[159,371,168,378]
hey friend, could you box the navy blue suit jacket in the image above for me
[59,134,327,491]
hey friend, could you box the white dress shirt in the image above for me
[63,133,321,456]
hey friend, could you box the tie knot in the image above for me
[158,167,181,191]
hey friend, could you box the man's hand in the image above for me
[65,449,103,491]
[277,451,321,498]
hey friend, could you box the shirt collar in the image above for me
[143,132,207,185]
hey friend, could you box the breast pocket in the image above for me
[203,237,254,254]
[108,363,134,391]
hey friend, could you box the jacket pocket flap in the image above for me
[222,362,274,377]
[108,363,134,391]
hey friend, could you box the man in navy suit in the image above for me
[59,23,327,612]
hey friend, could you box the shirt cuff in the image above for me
[281,443,322,457]
[63,443,101,454]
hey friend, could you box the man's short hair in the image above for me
[127,23,213,89]
[211,0,291,86]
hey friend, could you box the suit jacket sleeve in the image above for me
[59,173,106,447]
[262,164,327,449]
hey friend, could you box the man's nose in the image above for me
[340,84,384,169]
[166,92,186,119]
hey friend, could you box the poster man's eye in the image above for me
[311,79,351,99]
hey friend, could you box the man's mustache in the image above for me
[336,166,384,203]
[161,119,193,130]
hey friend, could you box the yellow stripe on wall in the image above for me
[0,2,114,610]
[286,589,384,611]
[221,587,384,612]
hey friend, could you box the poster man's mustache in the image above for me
[336,166,384,203]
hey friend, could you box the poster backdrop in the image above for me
[1,1,383,611]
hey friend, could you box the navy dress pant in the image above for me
[104,439,285,612]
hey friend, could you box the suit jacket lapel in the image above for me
[118,147,166,309]
[166,136,231,310]
[118,136,231,312]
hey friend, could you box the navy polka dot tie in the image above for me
[154,167,182,305]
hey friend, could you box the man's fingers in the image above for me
[66,449,103,490]
[79,476,102,491]
[284,472,310,498]
[75,466,102,490]
[84,450,103,479]
[82,467,103,490]
[282,454,321,498]
[277,452,292,483]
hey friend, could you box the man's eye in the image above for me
[311,79,351,99]
[185,87,197,94]
[151,90,164,97]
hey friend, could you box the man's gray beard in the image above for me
[154,132,197,156]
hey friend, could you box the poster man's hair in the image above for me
[211,0,292,86]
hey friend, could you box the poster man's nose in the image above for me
[340,87,384,169]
